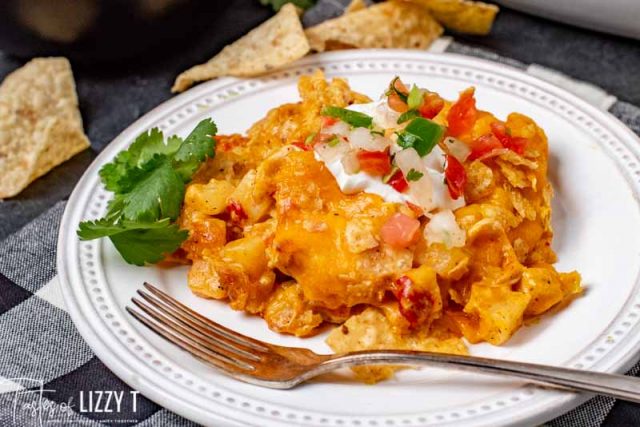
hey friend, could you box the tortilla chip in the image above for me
[327,307,467,383]
[405,0,499,35]
[305,1,443,52]
[0,57,90,199]
[345,0,367,13]
[172,4,310,92]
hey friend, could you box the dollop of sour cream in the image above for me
[315,152,411,204]
[313,100,466,215]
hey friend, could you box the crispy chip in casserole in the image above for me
[172,4,310,92]
[176,72,583,382]
[305,1,443,52]
[404,0,499,35]
[0,57,90,199]
[327,307,467,383]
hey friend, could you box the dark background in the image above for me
[0,0,639,423]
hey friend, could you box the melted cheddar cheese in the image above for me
[173,71,582,382]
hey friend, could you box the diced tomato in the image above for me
[468,134,503,161]
[380,213,420,249]
[406,202,423,216]
[356,150,392,176]
[321,116,338,127]
[291,141,312,151]
[504,137,528,154]
[391,275,435,327]
[387,78,410,112]
[418,92,445,119]
[447,87,478,137]
[387,92,408,113]
[391,276,413,301]
[490,121,527,155]
[393,78,409,94]
[387,170,409,192]
[489,121,509,141]
[444,154,467,200]
[226,201,247,222]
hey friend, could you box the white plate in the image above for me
[57,50,640,427]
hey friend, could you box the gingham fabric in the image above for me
[2,6,640,427]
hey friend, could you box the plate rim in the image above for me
[57,49,640,427]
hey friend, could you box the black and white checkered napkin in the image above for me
[1,6,640,427]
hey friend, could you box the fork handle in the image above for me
[324,351,640,403]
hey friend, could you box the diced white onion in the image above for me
[423,144,446,172]
[428,170,466,211]
[314,141,350,162]
[348,127,391,152]
[341,150,361,175]
[394,148,434,211]
[424,210,466,248]
[324,121,350,136]
[444,136,471,162]
[347,100,400,130]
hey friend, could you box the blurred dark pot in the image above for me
[0,0,228,64]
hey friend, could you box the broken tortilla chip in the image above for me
[345,0,368,13]
[305,1,443,52]
[172,3,310,93]
[327,307,467,383]
[404,0,499,35]
[0,57,90,199]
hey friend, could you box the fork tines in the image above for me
[126,282,266,373]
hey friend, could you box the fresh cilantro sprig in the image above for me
[259,0,316,11]
[77,119,217,266]
[406,169,424,182]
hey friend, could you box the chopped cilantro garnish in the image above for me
[406,169,424,181]
[407,85,423,110]
[397,117,444,157]
[77,119,217,266]
[322,106,373,128]
[172,119,218,180]
[397,109,420,124]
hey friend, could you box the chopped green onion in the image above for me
[385,77,408,103]
[397,109,419,124]
[305,132,317,145]
[397,117,445,157]
[407,85,423,110]
[328,135,340,147]
[406,169,424,181]
[370,129,385,136]
[322,106,373,128]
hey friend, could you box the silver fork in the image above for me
[127,282,640,402]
